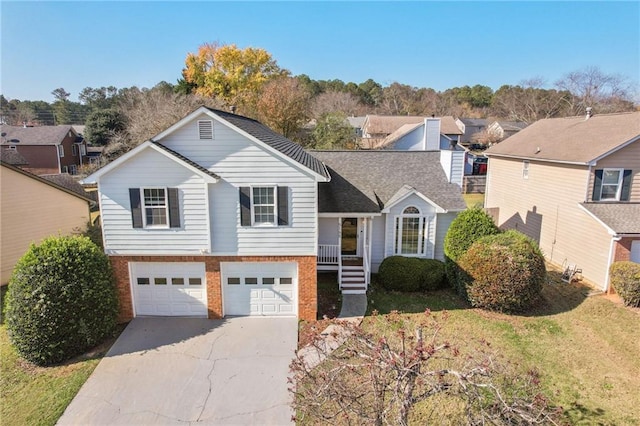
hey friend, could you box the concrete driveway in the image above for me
[57,317,298,425]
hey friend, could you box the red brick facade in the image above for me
[613,238,634,263]
[110,255,317,323]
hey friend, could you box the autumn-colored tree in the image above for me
[256,77,310,138]
[310,90,361,118]
[182,42,287,109]
[311,111,355,149]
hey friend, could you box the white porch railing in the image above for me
[363,243,371,287]
[318,244,340,264]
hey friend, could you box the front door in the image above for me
[341,218,358,256]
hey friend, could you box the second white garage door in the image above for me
[221,262,297,316]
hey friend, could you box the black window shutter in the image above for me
[129,188,143,228]
[239,187,251,226]
[621,169,632,201]
[277,186,289,226]
[168,188,180,228]
[592,169,603,201]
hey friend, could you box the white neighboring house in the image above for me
[85,107,465,322]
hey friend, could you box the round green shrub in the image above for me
[378,256,446,292]
[458,230,546,312]
[609,261,640,307]
[6,235,118,365]
[420,259,446,291]
[443,208,500,296]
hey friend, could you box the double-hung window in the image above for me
[142,188,168,227]
[593,168,632,201]
[394,206,429,256]
[57,145,64,157]
[239,186,289,227]
[252,187,276,225]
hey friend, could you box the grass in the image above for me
[309,268,640,425]
[463,193,485,208]
[0,325,123,426]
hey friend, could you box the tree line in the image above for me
[1,42,636,156]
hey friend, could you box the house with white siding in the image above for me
[85,107,465,322]
[484,111,640,292]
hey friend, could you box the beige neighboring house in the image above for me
[486,120,528,141]
[360,115,462,149]
[484,111,640,292]
[0,155,93,286]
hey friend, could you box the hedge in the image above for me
[609,261,640,307]
[378,256,446,292]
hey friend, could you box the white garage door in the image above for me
[131,262,207,317]
[222,262,297,316]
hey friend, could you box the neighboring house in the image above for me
[371,117,466,189]
[0,160,93,286]
[455,118,488,144]
[484,111,640,292]
[486,120,528,141]
[360,115,462,149]
[0,125,89,175]
[346,116,366,138]
[86,146,104,166]
[84,107,465,322]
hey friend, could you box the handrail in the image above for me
[363,243,370,287]
[317,244,339,264]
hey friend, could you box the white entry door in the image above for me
[130,262,207,317]
[631,240,640,263]
[221,262,297,316]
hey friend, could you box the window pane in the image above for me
[601,185,618,200]
[227,277,240,285]
[253,187,275,224]
[172,278,184,285]
[262,278,275,285]
[154,277,167,285]
[188,278,202,285]
[401,217,420,254]
[403,206,419,214]
[137,277,150,285]
[145,208,167,225]
[144,188,166,206]
[602,170,620,184]
[280,277,292,285]
[245,277,258,285]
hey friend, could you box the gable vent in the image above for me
[198,120,213,140]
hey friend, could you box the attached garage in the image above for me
[221,262,297,316]
[130,262,207,317]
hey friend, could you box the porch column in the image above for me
[337,217,342,287]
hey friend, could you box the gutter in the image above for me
[484,152,590,166]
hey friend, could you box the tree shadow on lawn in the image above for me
[520,268,592,317]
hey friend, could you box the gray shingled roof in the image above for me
[0,125,73,145]
[152,142,220,180]
[311,150,467,213]
[486,112,640,163]
[0,149,29,165]
[207,108,329,179]
[459,118,488,127]
[581,203,640,234]
[364,115,462,136]
[40,174,90,199]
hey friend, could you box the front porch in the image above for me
[317,216,375,295]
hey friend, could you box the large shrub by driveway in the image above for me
[6,235,118,365]
[458,230,546,312]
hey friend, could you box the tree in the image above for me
[555,66,635,115]
[84,108,126,146]
[291,311,559,425]
[52,87,72,124]
[491,80,571,123]
[182,42,287,108]
[311,111,354,149]
[357,78,384,106]
[78,86,119,110]
[256,77,311,138]
[310,90,361,118]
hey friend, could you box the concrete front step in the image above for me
[342,289,367,294]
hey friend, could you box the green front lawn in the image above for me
[462,193,485,208]
[0,325,121,426]
[308,269,640,424]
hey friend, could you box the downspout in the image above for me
[605,235,622,293]
[56,144,61,173]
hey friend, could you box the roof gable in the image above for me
[153,106,329,181]
[382,185,447,213]
[363,115,462,136]
[83,141,219,184]
[0,125,74,146]
[485,112,640,164]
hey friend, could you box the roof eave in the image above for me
[485,152,590,166]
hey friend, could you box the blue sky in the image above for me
[1,1,638,102]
